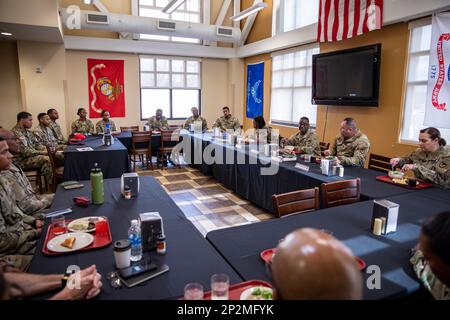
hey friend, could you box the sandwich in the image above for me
[60,236,76,249]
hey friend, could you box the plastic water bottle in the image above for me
[128,219,142,262]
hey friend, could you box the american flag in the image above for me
[317,0,383,42]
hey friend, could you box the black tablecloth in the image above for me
[29,177,242,299]
[206,194,450,300]
[187,133,420,211]
[63,137,130,181]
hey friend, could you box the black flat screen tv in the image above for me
[312,43,381,106]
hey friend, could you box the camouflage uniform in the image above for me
[0,163,53,219]
[11,124,53,183]
[147,116,169,130]
[286,129,321,156]
[411,249,450,300]
[0,176,40,271]
[49,120,66,144]
[397,146,449,188]
[71,119,94,135]
[95,120,117,134]
[184,116,207,131]
[34,125,57,146]
[213,115,241,131]
[330,131,370,167]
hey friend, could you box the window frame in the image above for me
[270,44,320,128]
[139,56,202,121]
[272,0,319,35]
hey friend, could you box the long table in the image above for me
[29,177,242,300]
[206,193,450,300]
[63,136,130,181]
[188,133,423,212]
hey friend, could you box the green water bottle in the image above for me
[90,163,104,205]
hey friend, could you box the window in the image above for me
[273,0,319,35]
[400,22,450,143]
[140,56,201,120]
[270,45,319,127]
[138,0,201,43]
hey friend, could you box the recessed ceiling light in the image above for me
[1,32,12,36]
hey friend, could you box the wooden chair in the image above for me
[45,145,64,192]
[24,169,43,194]
[321,178,361,208]
[120,126,139,132]
[168,124,181,130]
[159,129,180,169]
[272,188,319,218]
[368,153,391,173]
[131,131,153,171]
[319,142,330,156]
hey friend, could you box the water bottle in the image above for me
[90,163,104,204]
[128,219,142,262]
[103,122,112,146]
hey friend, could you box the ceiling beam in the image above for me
[202,0,211,46]
[93,0,129,39]
[240,0,262,46]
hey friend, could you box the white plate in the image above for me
[47,232,94,253]
[67,217,102,233]
[240,286,273,300]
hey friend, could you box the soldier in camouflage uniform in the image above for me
[282,117,321,156]
[410,211,450,300]
[47,108,66,144]
[213,106,241,132]
[34,113,66,155]
[147,109,169,131]
[95,110,117,134]
[11,112,54,184]
[0,138,41,271]
[324,117,370,167]
[391,127,449,188]
[184,107,207,131]
[0,129,54,219]
[71,108,94,135]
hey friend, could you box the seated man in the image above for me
[324,117,370,167]
[147,109,169,131]
[410,211,450,300]
[271,228,363,299]
[0,129,54,219]
[95,110,117,134]
[34,113,66,153]
[11,112,53,185]
[184,107,207,131]
[212,106,241,132]
[0,264,102,300]
[0,137,42,271]
[282,117,320,156]
[47,108,66,144]
[71,108,94,135]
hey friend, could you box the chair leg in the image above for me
[37,170,43,194]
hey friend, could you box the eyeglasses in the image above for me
[106,271,122,289]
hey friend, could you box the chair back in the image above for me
[319,142,330,156]
[160,129,179,148]
[121,126,139,132]
[368,153,391,173]
[321,178,361,208]
[272,188,319,218]
[131,131,152,151]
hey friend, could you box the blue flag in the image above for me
[246,62,264,118]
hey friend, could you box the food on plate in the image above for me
[70,220,90,231]
[60,236,76,249]
[388,171,404,179]
[242,287,273,300]
[392,177,408,185]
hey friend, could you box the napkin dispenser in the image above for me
[121,173,140,197]
[139,212,163,251]
[213,127,221,137]
[264,144,279,157]
[320,158,337,176]
[189,121,203,132]
[371,200,399,234]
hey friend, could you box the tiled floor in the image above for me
[135,164,273,236]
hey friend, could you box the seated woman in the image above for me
[244,116,273,144]
[410,211,450,300]
[390,127,449,188]
[0,263,102,300]
[95,110,117,134]
[71,108,94,135]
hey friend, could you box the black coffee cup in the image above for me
[311,156,316,163]
[408,178,417,187]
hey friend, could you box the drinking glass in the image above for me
[51,215,66,235]
[95,217,108,236]
[184,282,204,300]
[210,273,229,300]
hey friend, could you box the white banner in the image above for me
[424,13,450,128]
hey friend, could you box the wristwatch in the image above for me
[61,269,73,288]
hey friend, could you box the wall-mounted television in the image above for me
[312,43,381,106]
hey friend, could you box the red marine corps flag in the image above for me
[88,59,125,118]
